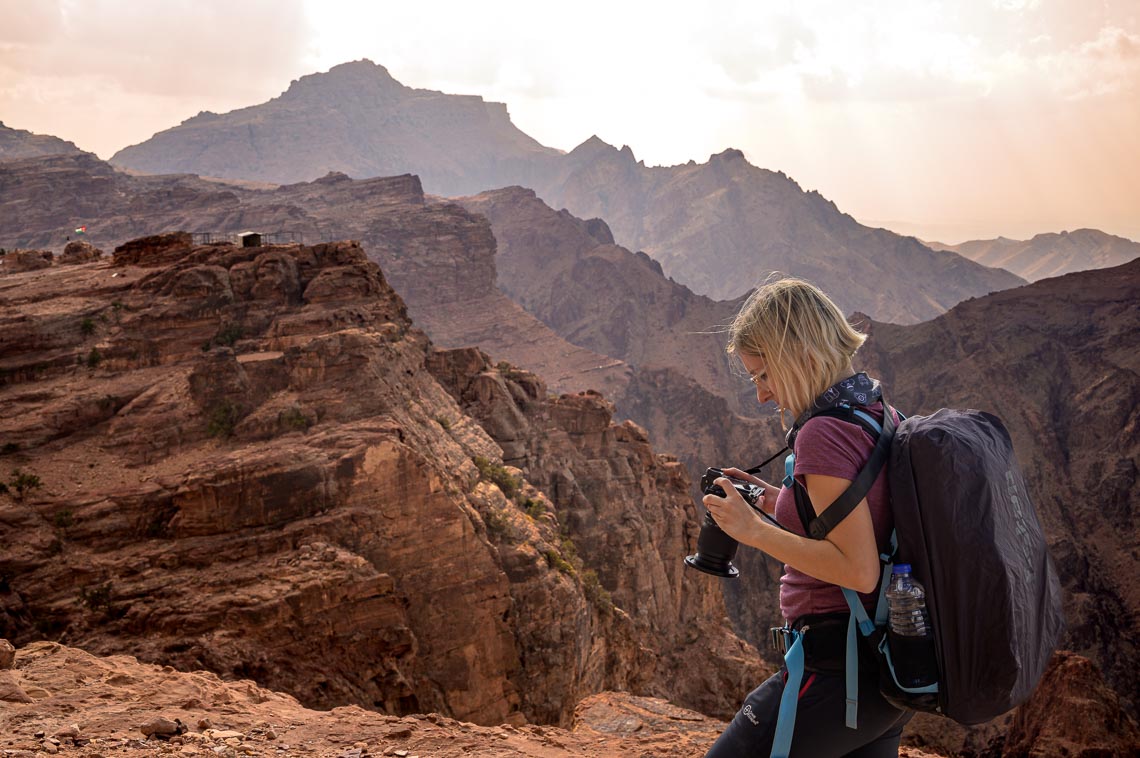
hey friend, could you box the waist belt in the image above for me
[771,614,851,674]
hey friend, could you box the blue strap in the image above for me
[783,453,795,488]
[851,409,882,434]
[770,630,805,758]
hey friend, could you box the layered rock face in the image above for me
[111,60,561,193]
[927,228,1140,281]
[0,235,760,727]
[427,348,771,720]
[531,140,1026,322]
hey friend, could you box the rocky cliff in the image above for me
[926,228,1140,281]
[0,236,760,727]
[110,60,561,193]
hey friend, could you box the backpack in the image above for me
[754,397,1065,757]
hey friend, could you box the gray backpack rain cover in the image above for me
[889,409,1065,724]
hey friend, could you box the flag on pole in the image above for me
[74,226,87,234]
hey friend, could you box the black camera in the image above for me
[685,468,764,578]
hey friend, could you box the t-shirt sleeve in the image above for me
[793,416,870,482]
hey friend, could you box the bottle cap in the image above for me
[891,563,912,575]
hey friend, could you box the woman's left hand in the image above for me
[702,477,761,543]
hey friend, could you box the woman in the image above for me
[702,277,912,757]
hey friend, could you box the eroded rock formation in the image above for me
[0,235,761,727]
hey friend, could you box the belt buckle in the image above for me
[770,624,810,655]
[770,625,792,654]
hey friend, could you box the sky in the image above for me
[1,0,1138,243]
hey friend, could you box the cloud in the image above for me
[0,0,312,100]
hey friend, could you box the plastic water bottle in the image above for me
[885,564,939,688]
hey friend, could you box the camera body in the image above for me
[685,467,765,578]
[699,467,763,506]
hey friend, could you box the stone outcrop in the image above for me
[0,235,761,727]
[1,249,53,274]
[59,239,103,264]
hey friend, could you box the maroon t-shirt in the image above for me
[774,402,896,623]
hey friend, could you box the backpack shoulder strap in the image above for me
[792,402,896,540]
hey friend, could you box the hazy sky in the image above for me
[1,0,1138,243]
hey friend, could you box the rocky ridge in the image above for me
[111,60,561,193]
[0,236,761,728]
[0,122,87,161]
[529,141,1025,322]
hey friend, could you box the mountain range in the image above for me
[106,59,1026,324]
[926,228,1140,281]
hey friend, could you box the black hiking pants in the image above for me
[703,666,913,758]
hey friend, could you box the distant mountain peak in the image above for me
[710,147,746,162]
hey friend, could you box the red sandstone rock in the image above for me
[2,249,53,273]
[1004,651,1140,757]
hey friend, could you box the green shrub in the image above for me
[545,549,576,576]
[202,323,244,351]
[80,317,96,336]
[6,469,42,501]
[279,406,310,431]
[521,497,545,519]
[582,569,614,614]
[436,416,452,430]
[52,509,74,530]
[207,400,240,438]
[78,582,113,613]
[473,455,520,499]
[483,508,516,542]
[86,348,102,368]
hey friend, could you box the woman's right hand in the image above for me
[722,467,779,516]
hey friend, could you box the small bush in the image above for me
[52,509,74,530]
[207,400,240,438]
[86,348,102,368]
[78,581,113,613]
[521,497,545,519]
[436,416,452,430]
[545,549,576,576]
[80,317,96,336]
[0,442,18,456]
[6,469,42,501]
[483,508,516,542]
[582,569,614,614]
[473,456,520,499]
[215,323,243,347]
[279,406,310,431]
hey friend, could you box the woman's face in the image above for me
[740,352,781,407]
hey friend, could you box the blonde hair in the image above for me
[729,277,866,422]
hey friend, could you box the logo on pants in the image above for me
[741,704,759,725]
